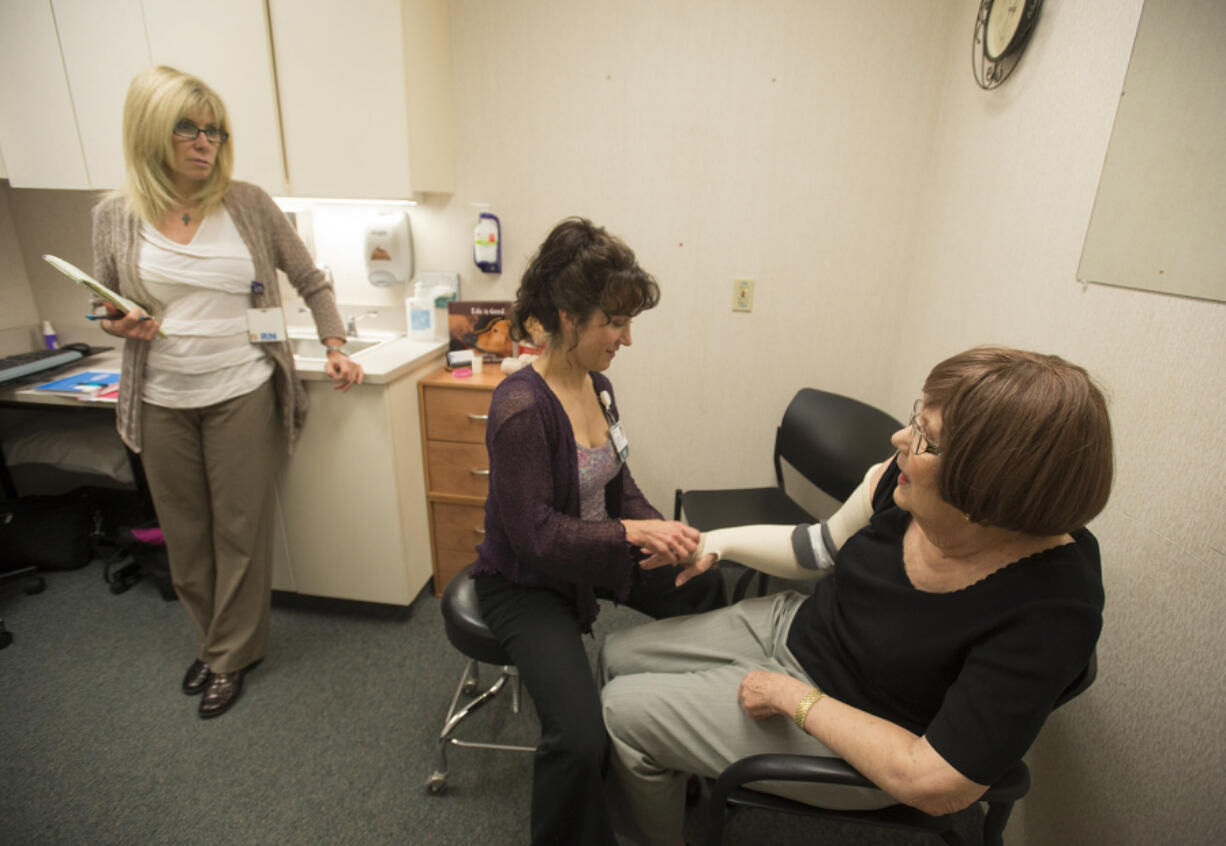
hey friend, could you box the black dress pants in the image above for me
[475,565,725,846]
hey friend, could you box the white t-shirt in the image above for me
[139,207,274,408]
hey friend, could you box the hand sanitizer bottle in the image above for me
[42,320,59,349]
[473,212,501,274]
[406,282,436,341]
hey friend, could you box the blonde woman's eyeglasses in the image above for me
[173,119,229,145]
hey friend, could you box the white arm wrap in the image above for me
[824,461,880,551]
[692,524,810,580]
[690,461,884,582]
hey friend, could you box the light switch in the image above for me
[732,278,754,312]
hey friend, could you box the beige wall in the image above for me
[0,180,41,354]
[430,0,957,512]
[893,1,1226,844]
[2,1,1224,842]
[2,184,103,350]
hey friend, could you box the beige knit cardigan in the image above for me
[91,180,346,453]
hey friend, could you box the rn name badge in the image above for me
[246,307,287,343]
[609,421,630,462]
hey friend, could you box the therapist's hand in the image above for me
[324,347,364,391]
[100,304,159,341]
[623,519,700,567]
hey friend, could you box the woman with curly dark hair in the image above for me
[469,217,725,845]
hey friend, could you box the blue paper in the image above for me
[33,370,120,394]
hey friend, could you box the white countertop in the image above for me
[8,337,447,406]
[292,335,447,384]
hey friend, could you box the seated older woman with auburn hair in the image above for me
[599,346,1113,846]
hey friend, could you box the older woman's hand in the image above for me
[325,349,364,391]
[738,670,811,721]
[641,551,719,587]
[622,519,700,566]
[99,304,160,342]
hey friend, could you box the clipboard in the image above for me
[42,254,168,339]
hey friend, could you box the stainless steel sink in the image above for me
[289,335,386,360]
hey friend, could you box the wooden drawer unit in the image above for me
[430,501,487,591]
[422,385,495,443]
[425,441,490,499]
[418,367,505,595]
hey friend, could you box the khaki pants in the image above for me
[599,591,894,846]
[140,380,278,674]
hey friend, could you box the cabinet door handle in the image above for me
[467,413,489,421]
[470,468,490,476]
[473,527,485,535]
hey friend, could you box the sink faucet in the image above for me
[346,310,379,337]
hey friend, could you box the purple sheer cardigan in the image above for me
[469,365,661,629]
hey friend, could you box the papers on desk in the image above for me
[33,370,121,400]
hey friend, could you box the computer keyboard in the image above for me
[0,343,91,385]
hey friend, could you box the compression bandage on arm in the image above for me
[690,461,881,580]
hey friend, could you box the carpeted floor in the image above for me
[0,562,980,845]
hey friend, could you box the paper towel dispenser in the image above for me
[364,212,413,286]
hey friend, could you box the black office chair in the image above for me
[0,493,49,649]
[675,388,901,600]
[0,565,46,649]
[703,653,1099,846]
[426,563,534,795]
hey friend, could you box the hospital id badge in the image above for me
[609,420,630,461]
[246,307,287,343]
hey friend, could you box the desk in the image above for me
[0,349,146,502]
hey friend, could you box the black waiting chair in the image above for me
[426,563,534,795]
[703,653,1098,846]
[674,388,901,600]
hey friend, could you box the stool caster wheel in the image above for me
[426,773,448,795]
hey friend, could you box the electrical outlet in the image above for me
[732,278,754,312]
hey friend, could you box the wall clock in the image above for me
[973,0,1044,89]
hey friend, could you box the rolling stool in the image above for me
[427,564,534,795]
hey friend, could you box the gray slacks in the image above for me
[599,591,893,846]
[140,380,278,674]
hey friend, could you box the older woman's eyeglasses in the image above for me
[908,399,942,457]
[172,120,229,145]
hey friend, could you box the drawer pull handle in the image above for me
[474,527,485,535]
[467,413,489,421]
[470,468,490,476]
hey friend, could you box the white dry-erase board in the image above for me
[1078,0,1226,304]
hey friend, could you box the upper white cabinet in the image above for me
[142,0,286,195]
[53,0,151,191]
[268,0,454,198]
[0,1,92,189]
[0,0,451,199]
[0,0,284,194]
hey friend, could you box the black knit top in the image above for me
[470,366,659,629]
[787,458,1104,784]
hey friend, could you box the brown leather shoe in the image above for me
[198,669,244,719]
[182,660,211,695]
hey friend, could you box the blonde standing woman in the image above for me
[92,66,363,718]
